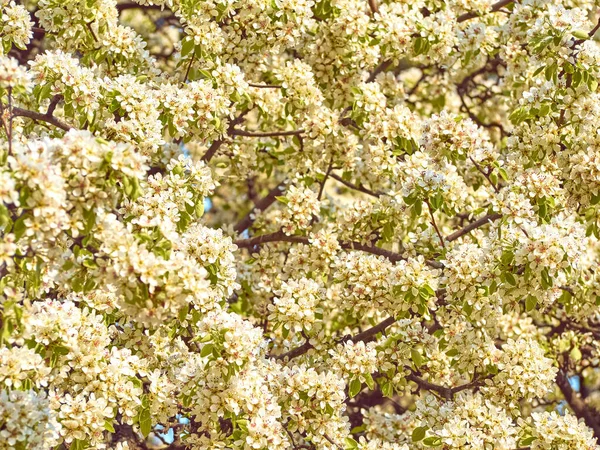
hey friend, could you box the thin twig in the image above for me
[330,173,382,197]
[323,434,342,450]
[317,160,334,201]
[183,51,195,83]
[469,157,500,193]
[425,200,445,248]
[7,87,13,156]
[230,128,304,138]
[248,83,282,89]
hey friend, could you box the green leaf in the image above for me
[525,295,537,312]
[350,424,366,434]
[412,426,428,442]
[572,30,589,40]
[520,436,536,446]
[349,378,362,398]
[139,408,152,437]
[380,380,394,398]
[344,437,359,450]
[178,304,189,322]
[500,250,514,266]
[181,38,195,57]
[572,70,583,88]
[411,348,424,368]
[445,348,458,357]
[200,343,214,357]
[104,420,115,433]
[570,346,582,362]
[141,394,150,409]
[422,284,435,297]
[364,372,375,390]
[532,65,546,77]
[423,436,443,447]
[504,272,516,286]
[539,103,550,116]
[13,214,28,240]
[70,439,88,450]
[413,200,422,217]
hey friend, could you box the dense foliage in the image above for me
[1,0,600,448]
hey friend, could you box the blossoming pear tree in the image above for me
[2,0,600,448]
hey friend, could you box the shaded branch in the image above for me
[201,137,225,162]
[556,369,600,439]
[274,340,314,361]
[367,60,392,83]
[201,111,248,162]
[234,181,286,233]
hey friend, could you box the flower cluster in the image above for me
[279,184,320,235]
[0,1,32,54]
[0,389,61,449]
[2,0,600,448]
[268,277,324,334]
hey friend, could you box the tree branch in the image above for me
[425,200,445,249]
[273,315,398,360]
[12,106,72,131]
[117,2,167,12]
[234,181,286,233]
[367,60,392,83]
[234,231,443,269]
[457,0,515,22]
[330,173,382,197]
[406,372,491,400]
[445,213,502,242]
[230,128,304,138]
[201,111,248,162]
[248,83,282,89]
[348,316,396,344]
[556,369,600,439]
[367,0,378,14]
[274,339,314,361]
